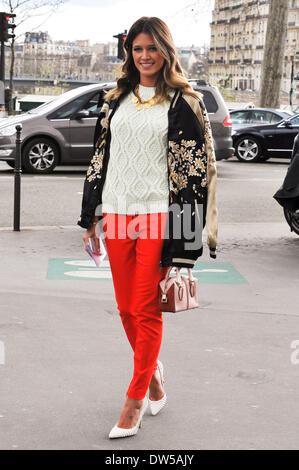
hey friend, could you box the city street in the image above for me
[0,157,299,450]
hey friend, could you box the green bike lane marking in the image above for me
[47,258,247,284]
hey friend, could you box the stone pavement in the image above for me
[0,222,298,450]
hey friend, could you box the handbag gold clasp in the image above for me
[161,293,168,303]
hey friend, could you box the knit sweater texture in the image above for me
[101,85,174,215]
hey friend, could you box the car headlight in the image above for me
[0,125,18,137]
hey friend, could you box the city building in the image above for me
[4,33,120,82]
[177,47,209,79]
[209,0,299,96]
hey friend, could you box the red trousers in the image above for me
[102,212,169,400]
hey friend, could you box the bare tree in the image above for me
[259,0,289,108]
[0,0,66,112]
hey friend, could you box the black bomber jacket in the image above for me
[78,88,218,268]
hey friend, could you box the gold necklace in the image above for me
[132,84,158,111]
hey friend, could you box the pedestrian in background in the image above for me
[78,16,218,439]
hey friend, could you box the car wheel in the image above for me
[5,161,15,169]
[284,207,299,236]
[23,137,59,174]
[234,135,262,163]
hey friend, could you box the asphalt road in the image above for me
[0,157,290,228]
[1,156,299,450]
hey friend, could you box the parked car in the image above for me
[0,81,233,173]
[230,107,293,129]
[232,113,299,162]
[192,80,233,161]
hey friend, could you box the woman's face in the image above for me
[132,32,165,86]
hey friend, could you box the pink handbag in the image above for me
[158,267,199,312]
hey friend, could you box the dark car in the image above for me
[230,107,293,128]
[192,81,233,161]
[232,113,299,162]
[0,81,233,173]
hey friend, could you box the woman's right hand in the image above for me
[83,223,101,255]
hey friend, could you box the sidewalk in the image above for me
[0,223,298,450]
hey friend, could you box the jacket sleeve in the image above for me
[198,99,218,258]
[77,101,109,229]
[93,90,106,151]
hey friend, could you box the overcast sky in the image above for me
[0,0,214,47]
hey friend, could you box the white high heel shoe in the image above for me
[108,397,148,439]
[148,360,167,416]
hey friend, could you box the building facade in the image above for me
[5,33,119,82]
[209,0,299,95]
[177,46,209,79]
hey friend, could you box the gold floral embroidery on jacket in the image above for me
[168,139,207,196]
[86,102,110,182]
[99,102,110,131]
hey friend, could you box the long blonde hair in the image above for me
[105,16,201,103]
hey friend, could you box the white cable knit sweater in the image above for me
[101,85,174,215]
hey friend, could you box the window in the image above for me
[48,91,104,120]
[196,90,218,113]
[82,92,104,117]
[48,95,88,119]
[250,111,280,124]
[230,110,250,123]
[270,113,285,124]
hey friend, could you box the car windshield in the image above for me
[27,85,103,115]
[27,98,56,113]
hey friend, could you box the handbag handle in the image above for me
[166,267,195,282]
[166,267,182,284]
[187,268,195,281]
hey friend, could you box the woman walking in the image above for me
[78,16,218,439]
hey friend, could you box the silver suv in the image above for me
[0,81,233,173]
